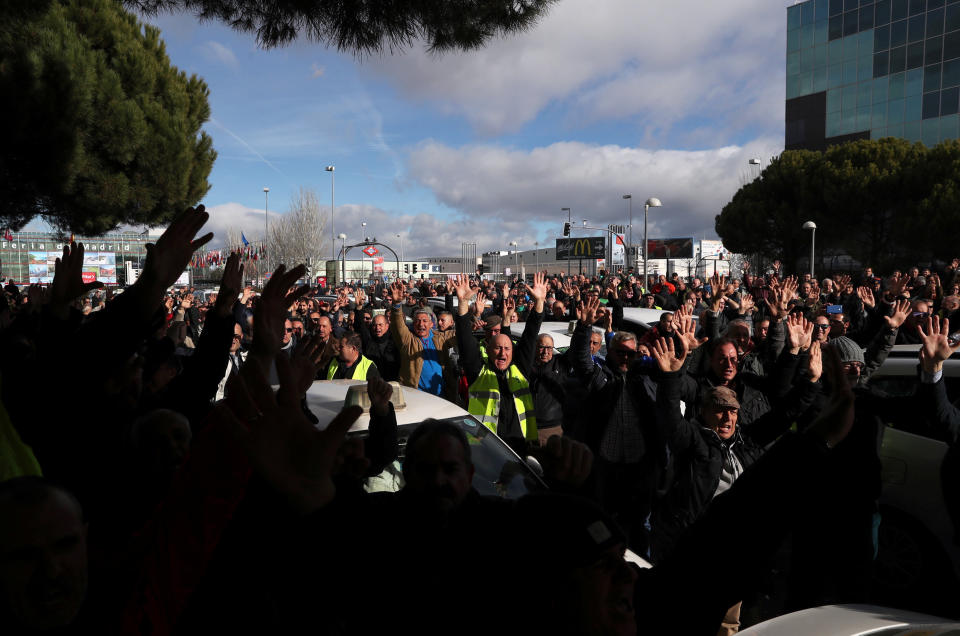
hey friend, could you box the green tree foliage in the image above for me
[0,0,216,235]
[716,139,960,272]
[126,0,558,52]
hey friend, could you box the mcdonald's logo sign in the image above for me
[556,237,606,261]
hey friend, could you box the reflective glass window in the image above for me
[789,4,803,30]
[875,23,891,49]
[875,50,891,75]
[942,57,960,85]
[890,44,908,70]
[803,22,816,48]
[816,19,830,44]
[861,5,876,29]
[945,30,960,58]
[906,93,924,119]
[889,96,906,120]
[845,58,860,82]
[927,36,945,62]
[831,0,845,15]
[877,0,893,24]
[924,90,943,117]
[817,0,831,20]
[815,66,830,91]
[874,75,890,101]
[907,66,925,93]
[891,18,909,46]
[829,61,846,86]
[925,62,944,90]
[858,105,872,129]
[830,13,845,38]
[873,101,888,126]
[828,87,843,111]
[942,86,960,113]
[909,0,926,15]
[922,118,940,144]
[928,8,946,36]
[803,0,817,23]
[909,14,926,41]
[845,34,861,58]
[892,0,908,20]
[904,120,922,140]
[908,41,926,67]
[845,9,860,34]
[946,3,960,31]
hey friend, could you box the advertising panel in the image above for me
[555,237,606,261]
[28,251,117,284]
[646,237,694,259]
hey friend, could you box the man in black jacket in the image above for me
[351,289,399,381]
[527,332,575,446]
[649,332,819,563]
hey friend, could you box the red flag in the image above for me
[3,229,11,241]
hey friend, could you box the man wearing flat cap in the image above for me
[647,336,821,564]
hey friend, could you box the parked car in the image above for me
[739,604,956,635]
[868,344,960,608]
[303,379,653,568]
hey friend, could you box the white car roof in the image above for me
[739,604,954,635]
[874,344,960,377]
[305,379,468,433]
[519,319,576,350]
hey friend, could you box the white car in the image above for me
[305,379,547,499]
[739,604,956,635]
[303,379,653,568]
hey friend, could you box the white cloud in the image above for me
[405,137,784,247]
[201,41,239,70]
[361,0,786,139]
[311,63,325,78]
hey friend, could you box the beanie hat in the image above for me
[827,335,865,365]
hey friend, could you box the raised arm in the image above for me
[452,274,484,382]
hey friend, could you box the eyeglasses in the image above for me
[613,348,637,357]
[285,328,294,332]
[814,324,830,331]
[232,334,243,340]
[536,345,553,350]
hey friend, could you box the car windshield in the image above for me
[360,415,547,498]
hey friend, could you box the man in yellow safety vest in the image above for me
[324,332,379,381]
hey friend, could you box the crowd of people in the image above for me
[1,205,959,635]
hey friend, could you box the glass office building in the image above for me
[786,0,960,150]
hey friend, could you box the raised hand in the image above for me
[785,313,813,354]
[884,298,911,330]
[887,272,908,299]
[473,291,487,317]
[241,286,255,304]
[919,316,960,373]
[367,376,394,417]
[220,356,362,514]
[50,242,104,316]
[580,295,601,325]
[502,297,516,323]
[856,286,875,309]
[675,313,707,353]
[738,292,755,315]
[249,264,310,372]
[388,281,405,304]
[141,205,213,292]
[807,340,822,382]
[289,332,327,395]
[215,252,243,317]
[651,335,688,373]
[524,271,548,312]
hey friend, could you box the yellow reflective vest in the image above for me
[327,355,375,381]
[467,364,537,442]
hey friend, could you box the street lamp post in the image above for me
[580,220,587,275]
[339,233,347,284]
[562,207,571,277]
[534,241,539,272]
[325,165,335,260]
[803,221,817,278]
[509,241,518,278]
[643,198,662,288]
[622,194,633,269]
[395,233,404,261]
[263,187,270,279]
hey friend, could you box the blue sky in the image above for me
[130,0,789,258]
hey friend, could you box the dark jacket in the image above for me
[527,354,573,430]
[353,309,399,381]
[916,373,960,545]
[650,362,817,561]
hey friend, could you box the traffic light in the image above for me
[563,222,571,236]
[412,264,418,273]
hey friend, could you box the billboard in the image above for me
[699,239,725,258]
[556,237,606,261]
[28,251,117,284]
[646,237,694,259]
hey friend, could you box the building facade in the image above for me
[786,0,960,150]
[0,231,158,286]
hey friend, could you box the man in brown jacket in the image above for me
[388,281,456,395]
